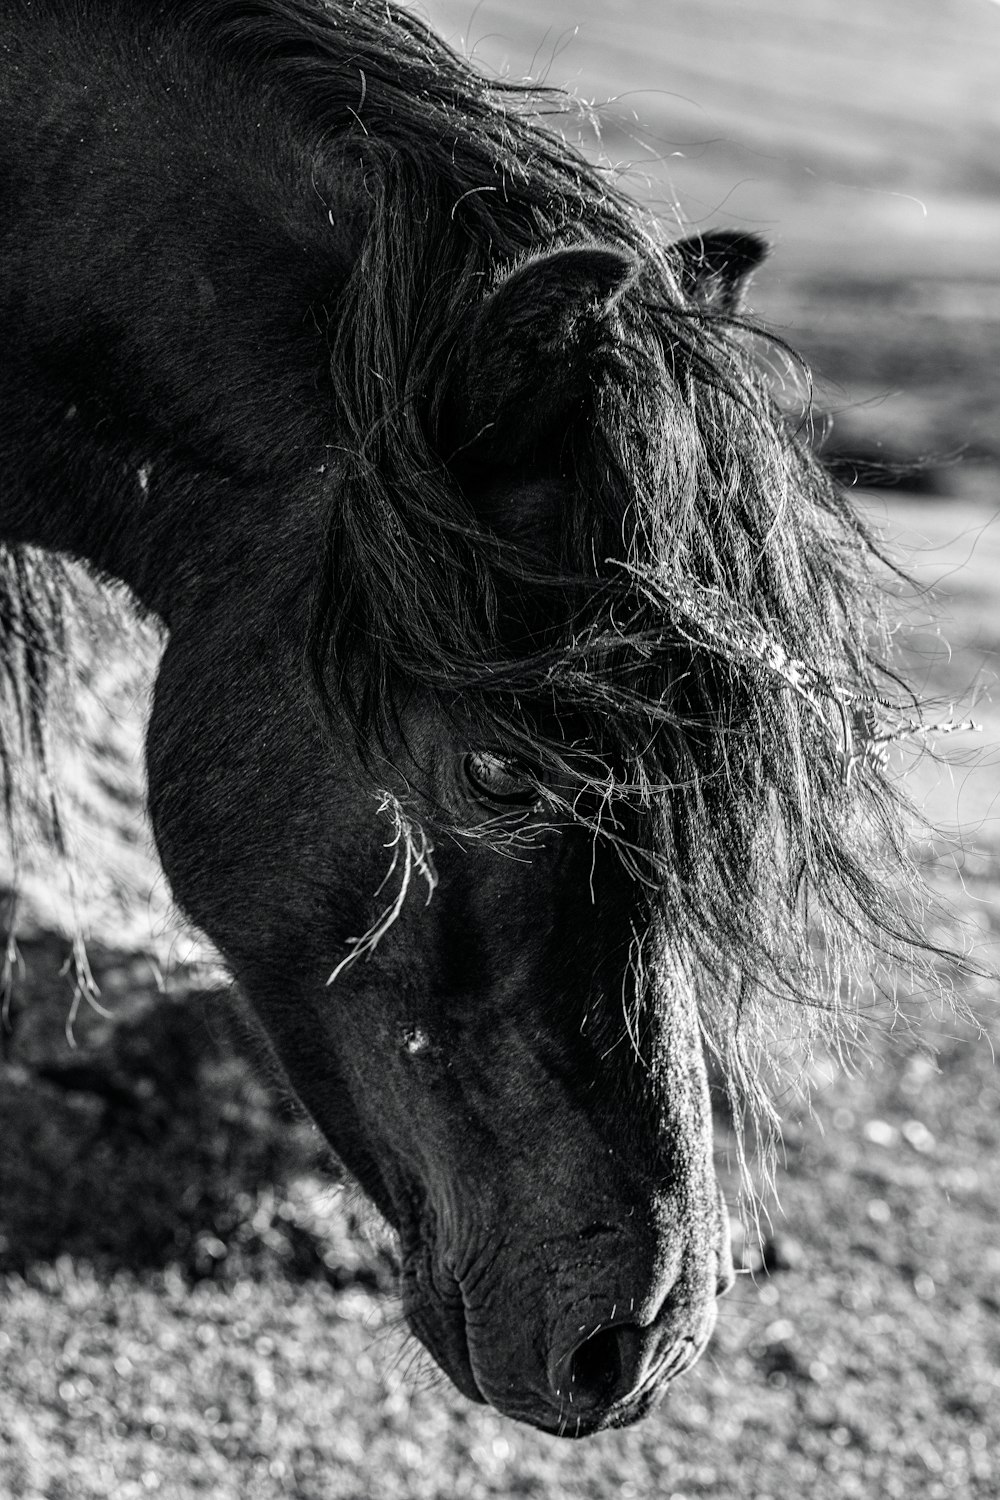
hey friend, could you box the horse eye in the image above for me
[463,751,540,807]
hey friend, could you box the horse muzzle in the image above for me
[401,1206,732,1435]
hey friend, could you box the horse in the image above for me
[0,0,931,1436]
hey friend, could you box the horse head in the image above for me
[144,234,778,1434]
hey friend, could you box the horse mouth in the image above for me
[399,1257,486,1408]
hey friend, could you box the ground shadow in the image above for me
[0,930,397,1291]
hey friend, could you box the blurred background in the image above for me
[1,2,998,1497]
[427,0,1000,485]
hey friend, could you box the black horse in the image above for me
[0,0,926,1435]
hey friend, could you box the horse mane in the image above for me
[272,6,940,1020]
[0,0,957,1117]
[0,548,73,995]
[0,551,70,850]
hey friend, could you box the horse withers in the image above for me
[0,0,924,1434]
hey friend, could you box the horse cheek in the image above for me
[144,624,342,974]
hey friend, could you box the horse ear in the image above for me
[673,230,768,312]
[445,244,638,469]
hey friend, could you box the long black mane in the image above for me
[1,0,944,1092]
[267,5,930,1008]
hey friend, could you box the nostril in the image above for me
[569,1327,623,1404]
[558,1323,640,1411]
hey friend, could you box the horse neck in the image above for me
[0,2,357,624]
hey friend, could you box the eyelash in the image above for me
[463,750,541,807]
